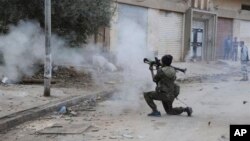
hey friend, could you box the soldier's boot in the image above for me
[185,107,193,117]
[147,110,161,117]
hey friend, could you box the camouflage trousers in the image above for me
[241,61,248,79]
[143,91,185,115]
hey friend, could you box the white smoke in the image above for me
[0,20,115,82]
[103,18,154,114]
[0,19,155,114]
[0,21,44,81]
[92,54,117,72]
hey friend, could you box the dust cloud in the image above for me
[0,19,155,114]
[0,20,116,83]
[101,18,155,115]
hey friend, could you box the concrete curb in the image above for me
[0,89,116,133]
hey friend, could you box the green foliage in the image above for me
[0,0,113,44]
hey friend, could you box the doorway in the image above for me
[184,8,217,61]
[191,20,205,61]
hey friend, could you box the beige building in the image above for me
[107,0,250,61]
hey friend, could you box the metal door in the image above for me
[158,11,184,61]
[117,4,148,49]
[216,18,233,59]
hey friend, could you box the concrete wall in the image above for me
[214,0,250,20]
[233,19,241,38]
[116,0,250,20]
[110,0,250,61]
[213,0,240,11]
[213,0,250,11]
[117,0,188,13]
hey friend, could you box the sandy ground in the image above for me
[1,72,249,141]
[0,65,117,118]
[0,84,111,118]
[0,62,250,141]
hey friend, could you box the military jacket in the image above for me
[153,66,176,95]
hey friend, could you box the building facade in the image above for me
[108,0,250,61]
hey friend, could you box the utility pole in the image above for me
[44,0,52,97]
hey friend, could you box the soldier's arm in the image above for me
[153,69,164,82]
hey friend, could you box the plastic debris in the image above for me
[59,106,68,114]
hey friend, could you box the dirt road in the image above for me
[1,74,249,141]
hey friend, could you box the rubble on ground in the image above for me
[22,65,93,88]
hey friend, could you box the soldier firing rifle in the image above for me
[143,55,192,117]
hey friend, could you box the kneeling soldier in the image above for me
[144,55,192,117]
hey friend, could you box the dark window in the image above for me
[242,4,250,11]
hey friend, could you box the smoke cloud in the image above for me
[0,19,155,114]
[0,20,115,82]
[0,21,44,81]
[102,18,155,114]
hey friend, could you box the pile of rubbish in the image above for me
[31,65,80,80]
[1,65,93,87]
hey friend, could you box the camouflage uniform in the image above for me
[144,66,185,115]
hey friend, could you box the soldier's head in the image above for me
[161,54,173,66]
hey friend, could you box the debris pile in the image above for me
[21,65,93,88]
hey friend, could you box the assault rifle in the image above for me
[143,57,187,73]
